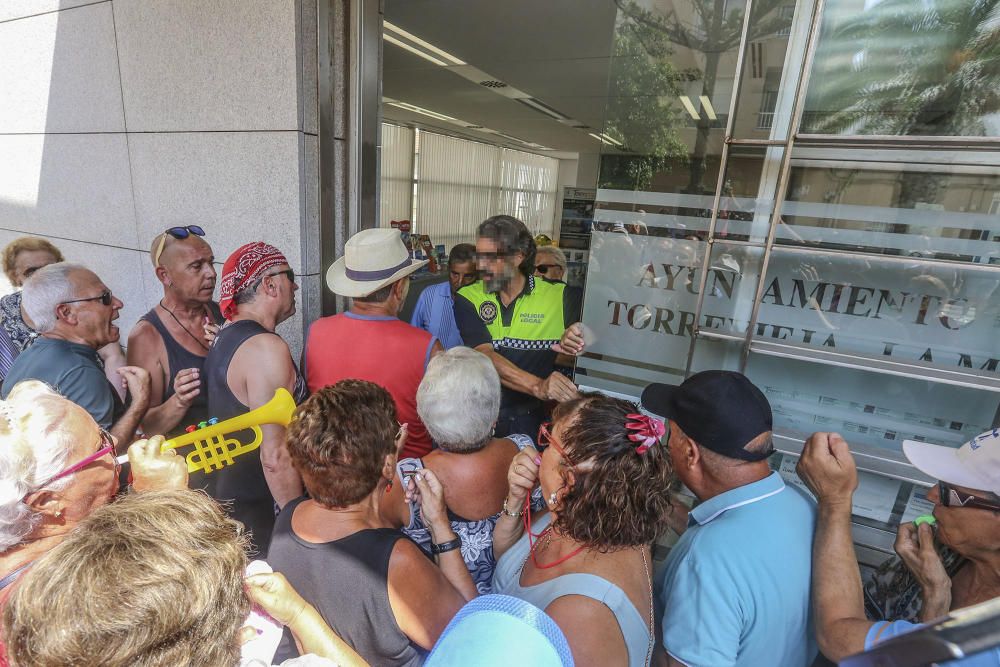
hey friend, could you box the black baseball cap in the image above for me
[640,371,773,462]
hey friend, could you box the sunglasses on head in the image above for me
[154,226,207,267]
[939,481,1000,512]
[62,289,113,307]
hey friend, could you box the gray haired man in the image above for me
[1,262,150,450]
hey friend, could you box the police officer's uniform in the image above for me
[454,274,581,438]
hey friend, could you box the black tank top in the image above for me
[269,497,424,666]
[138,302,222,438]
[197,320,307,557]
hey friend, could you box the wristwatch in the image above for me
[430,536,462,555]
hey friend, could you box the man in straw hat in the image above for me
[200,241,309,557]
[304,228,443,458]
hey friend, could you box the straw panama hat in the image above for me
[326,228,428,298]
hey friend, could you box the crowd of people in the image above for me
[0,215,997,667]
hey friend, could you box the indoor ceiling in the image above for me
[382,0,621,156]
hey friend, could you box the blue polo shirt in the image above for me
[660,471,818,667]
[410,281,464,349]
[866,620,1000,666]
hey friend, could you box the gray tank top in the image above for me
[492,513,651,667]
[268,497,424,666]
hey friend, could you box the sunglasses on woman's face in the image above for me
[537,421,567,456]
[535,264,559,274]
[25,431,117,499]
[939,481,1000,512]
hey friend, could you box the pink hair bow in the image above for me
[625,414,665,454]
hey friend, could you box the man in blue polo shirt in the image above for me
[642,371,818,667]
[410,243,478,349]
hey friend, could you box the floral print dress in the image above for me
[396,433,544,594]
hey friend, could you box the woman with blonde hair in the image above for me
[2,489,369,667]
[0,380,186,658]
[0,237,125,392]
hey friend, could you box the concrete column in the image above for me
[0,0,322,358]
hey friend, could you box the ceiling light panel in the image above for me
[383,21,466,66]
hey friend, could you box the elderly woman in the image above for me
[0,381,186,612]
[2,489,368,667]
[0,237,125,391]
[492,392,674,667]
[381,346,541,593]
[268,379,477,666]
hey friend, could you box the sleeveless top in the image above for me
[492,513,651,667]
[198,320,308,557]
[138,302,222,437]
[268,497,423,667]
[304,312,436,458]
[396,434,543,594]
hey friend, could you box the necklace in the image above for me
[528,526,585,569]
[640,547,654,667]
[159,300,210,351]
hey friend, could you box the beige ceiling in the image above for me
[382,0,620,155]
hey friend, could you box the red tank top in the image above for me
[305,312,435,458]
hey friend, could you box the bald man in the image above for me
[127,227,222,438]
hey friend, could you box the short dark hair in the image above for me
[285,380,398,507]
[550,393,675,551]
[448,243,476,267]
[353,281,397,304]
[477,215,536,276]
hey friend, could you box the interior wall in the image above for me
[0,0,321,358]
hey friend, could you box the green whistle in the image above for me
[913,514,936,527]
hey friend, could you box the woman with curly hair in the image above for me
[491,392,675,667]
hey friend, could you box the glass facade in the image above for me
[577,0,1000,550]
[376,0,1000,557]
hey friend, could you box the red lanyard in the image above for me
[522,495,585,569]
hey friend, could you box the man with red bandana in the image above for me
[199,242,307,557]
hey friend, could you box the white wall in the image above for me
[0,0,320,357]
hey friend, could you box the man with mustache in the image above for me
[1,262,150,450]
[127,226,223,438]
[454,215,586,438]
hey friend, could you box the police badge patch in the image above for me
[479,301,498,324]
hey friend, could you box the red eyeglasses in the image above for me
[27,430,117,496]
[939,481,1000,512]
[537,421,567,456]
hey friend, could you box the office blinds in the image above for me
[379,123,415,229]
[378,124,559,250]
[416,131,500,249]
[498,148,559,233]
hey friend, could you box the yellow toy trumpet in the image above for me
[116,388,296,474]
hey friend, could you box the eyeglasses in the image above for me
[537,421,567,456]
[939,481,1000,512]
[266,269,296,284]
[62,289,113,307]
[535,264,560,275]
[153,225,207,267]
[29,431,117,494]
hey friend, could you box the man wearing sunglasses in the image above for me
[1,263,150,450]
[200,242,308,557]
[797,431,1000,665]
[127,226,222,438]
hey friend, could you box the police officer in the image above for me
[454,215,586,438]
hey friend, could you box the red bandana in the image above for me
[219,242,288,320]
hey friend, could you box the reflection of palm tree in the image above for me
[803,0,1000,139]
[610,0,790,194]
[800,0,999,219]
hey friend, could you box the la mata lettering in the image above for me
[606,262,999,373]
